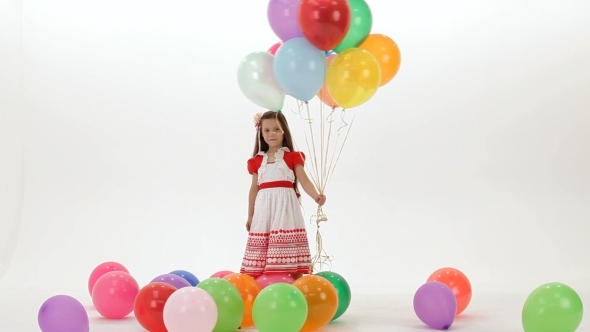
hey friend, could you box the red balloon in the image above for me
[298,0,351,51]
[268,41,283,55]
[426,267,472,316]
[134,282,177,332]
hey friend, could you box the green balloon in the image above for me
[315,271,351,321]
[522,282,583,332]
[333,0,372,53]
[252,283,308,332]
[196,278,244,332]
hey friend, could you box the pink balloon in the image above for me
[163,287,218,332]
[210,270,233,278]
[91,271,139,319]
[88,261,129,295]
[256,273,295,289]
[268,41,282,55]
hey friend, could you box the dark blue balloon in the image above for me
[169,270,199,286]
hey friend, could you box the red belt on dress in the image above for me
[258,181,301,198]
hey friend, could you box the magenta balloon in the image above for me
[256,273,295,289]
[413,281,457,330]
[210,270,234,278]
[267,0,304,41]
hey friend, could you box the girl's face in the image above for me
[261,119,284,149]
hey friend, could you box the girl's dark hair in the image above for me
[253,111,300,197]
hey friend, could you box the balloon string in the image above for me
[292,98,356,274]
[325,110,356,189]
[309,204,333,275]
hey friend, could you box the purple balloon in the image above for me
[413,282,457,330]
[267,0,304,41]
[38,295,89,332]
[151,273,192,289]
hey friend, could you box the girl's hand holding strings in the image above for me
[315,194,326,206]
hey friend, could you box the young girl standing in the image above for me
[240,110,326,279]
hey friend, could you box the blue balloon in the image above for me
[273,37,326,102]
[169,270,200,286]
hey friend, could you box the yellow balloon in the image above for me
[325,48,381,109]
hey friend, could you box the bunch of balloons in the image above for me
[38,261,353,332]
[86,263,226,332]
[249,271,351,332]
[211,269,352,332]
[413,267,584,332]
[237,0,401,112]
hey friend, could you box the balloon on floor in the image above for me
[37,261,584,331]
[522,282,583,332]
[38,295,89,332]
[413,281,457,330]
[426,267,473,316]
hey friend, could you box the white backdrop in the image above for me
[1,0,589,296]
[0,0,24,280]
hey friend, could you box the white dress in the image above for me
[240,147,312,277]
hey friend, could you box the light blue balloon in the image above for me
[273,37,326,102]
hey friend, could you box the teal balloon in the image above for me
[333,0,372,53]
[522,282,583,332]
[315,271,351,321]
[252,283,308,332]
[196,278,244,332]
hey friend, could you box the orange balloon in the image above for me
[426,267,472,315]
[223,273,261,327]
[293,275,339,331]
[358,33,401,86]
[317,54,340,109]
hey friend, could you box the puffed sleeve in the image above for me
[247,156,261,174]
[291,151,306,168]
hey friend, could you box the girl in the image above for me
[240,110,326,279]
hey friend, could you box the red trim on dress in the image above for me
[247,151,306,175]
[258,180,301,198]
[240,228,312,277]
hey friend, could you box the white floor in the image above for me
[1,285,587,331]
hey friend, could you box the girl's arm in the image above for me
[295,165,320,199]
[248,174,259,220]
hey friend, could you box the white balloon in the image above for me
[237,51,286,112]
[163,287,218,332]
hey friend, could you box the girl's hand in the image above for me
[315,195,326,206]
[246,218,252,231]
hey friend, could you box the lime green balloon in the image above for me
[315,271,351,321]
[522,282,583,332]
[252,283,308,332]
[196,278,244,332]
[333,0,372,53]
